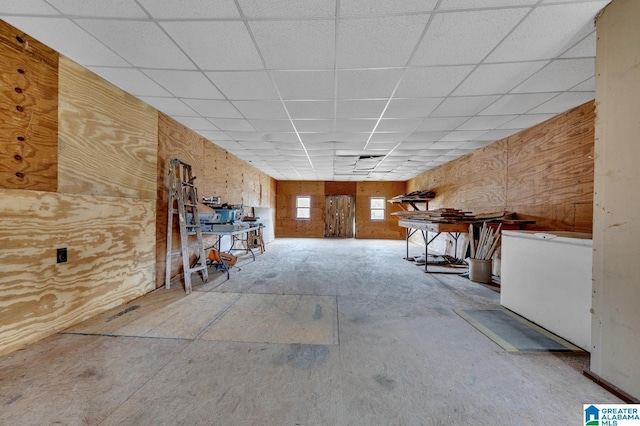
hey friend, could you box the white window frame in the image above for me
[370,197,386,221]
[296,196,311,220]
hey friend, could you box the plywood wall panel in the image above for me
[408,101,595,232]
[355,182,406,240]
[156,115,276,287]
[506,102,594,207]
[58,56,157,199]
[0,189,156,356]
[0,20,58,191]
[275,181,325,238]
[325,181,357,195]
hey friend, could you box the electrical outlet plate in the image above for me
[57,248,67,263]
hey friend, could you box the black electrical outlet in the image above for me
[56,248,67,263]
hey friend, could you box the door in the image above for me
[324,195,355,238]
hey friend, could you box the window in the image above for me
[370,197,385,220]
[296,196,311,219]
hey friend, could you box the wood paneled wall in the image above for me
[157,113,276,288]
[408,101,595,232]
[355,182,406,240]
[276,180,406,239]
[0,20,58,191]
[0,189,156,356]
[276,181,325,238]
[58,57,158,199]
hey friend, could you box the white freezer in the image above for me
[500,230,593,351]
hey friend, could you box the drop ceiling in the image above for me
[1,0,610,181]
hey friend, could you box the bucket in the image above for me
[469,258,492,283]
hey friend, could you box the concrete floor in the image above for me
[0,238,621,425]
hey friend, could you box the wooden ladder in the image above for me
[165,158,208,293]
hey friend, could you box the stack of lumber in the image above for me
[392,208,475,223]
[469,222,501,260]
[388,190,435,203]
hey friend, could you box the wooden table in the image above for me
[398,219,471,274]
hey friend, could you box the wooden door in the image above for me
[325,195,355,238]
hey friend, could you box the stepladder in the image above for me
[165,158,208,293]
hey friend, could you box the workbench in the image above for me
[202,224,262,279]
[398,219,470,274]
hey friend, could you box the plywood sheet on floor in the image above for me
[199,294,338,345]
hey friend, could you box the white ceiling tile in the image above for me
[337,100,386,119]
[384,98,442,119]
[265,133,300,143]
[456,115,518,131]
[285,101,334,119]
[396,66,473,98]
[198,130,233,141]
[340,0,437,15]
[48,0,147,17]
[173,117,220,131]
[415,117,470,131]
[368,143,401,151]
[1,17,130,67]
[138,0,240,18]
[570,77,595,92]
[478,93,557,115]
[182,99,243,118]
[337,69,403,99]
[474,129,517,141]
[440,130,487,142]
[138,97,198,116]
[428,141,466,150]
[405,131,449,142]
[397,141,435,149]
[238,141,277,149]
[76,19,194,69]
[487,3,604,62]
[0,0,61,14]
[225,131,268,141]
[453,61,548,96]
[561,31,596,58]
[335,120,376,132]
[337,15,430,69]
[431,96,500,117]
[88,67,171,97]
[249,120,294,132]
[232,100,289,119]
[142,69,224,99]
[207,118,256,132]
[511,58,595,93]
[369,133,411,142]
[294,120,334,133]
[528,92,594,114]
[249,20,335,70]
[459,140,495,149]
[376,119,423,133]
[497,114,555,129]
[213,140,245,151]
[333,133,369,143]
[439,0,536,9]
[271,71,335,100]
[239,0,335,18]
[161,21,263,70]
[412,8,529,66]
[207,71,279,100]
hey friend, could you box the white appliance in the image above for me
[500,230,593,351]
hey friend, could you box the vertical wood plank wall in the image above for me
[276,180,406,239]
[408,101,595,232]
[156,113,276,288]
